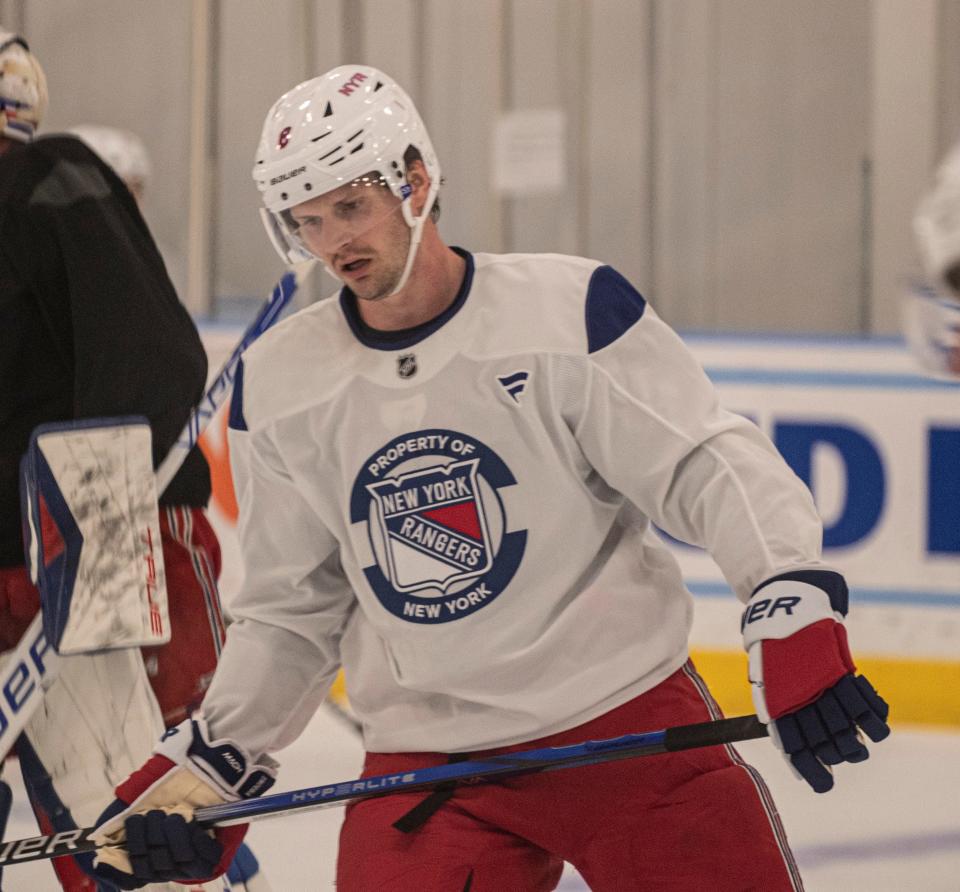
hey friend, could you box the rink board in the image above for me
[198,324,960,727]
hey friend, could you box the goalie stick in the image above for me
[0,713,767,867]
[156,261,313,494]
[0,261,314,763]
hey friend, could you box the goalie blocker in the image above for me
[19,416,169,654]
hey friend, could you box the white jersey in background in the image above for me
[910,138,960,377]
[915,139,960,292]
[203,250,825,755]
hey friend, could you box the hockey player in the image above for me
[0,30,267,892]
[910,139,960,377]
[91,66,890,891]
[66,123,189,300]
[66,124,151,205]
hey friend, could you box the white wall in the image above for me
[11,0,960,332]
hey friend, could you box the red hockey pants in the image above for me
[338,661,803,892]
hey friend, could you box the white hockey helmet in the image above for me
[253,65,440,294]
[0,30,47,142]
[68,124,152,194]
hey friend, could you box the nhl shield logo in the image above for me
[366,458,493,593]
[397,353,417,378]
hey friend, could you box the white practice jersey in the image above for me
[916,139,960,290]
[202,251,825,755]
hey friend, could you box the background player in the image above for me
[910,138,960,377]
[66,122,188,304]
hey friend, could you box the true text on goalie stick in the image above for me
[0,262,313,762]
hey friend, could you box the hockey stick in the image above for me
[0,262,314,762]
[0,779,11,886]
[0,713,767,867]
[156,262,313,493]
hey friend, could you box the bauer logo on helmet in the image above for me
[269,165,305,186]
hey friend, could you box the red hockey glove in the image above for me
[742,569,890,793]
[90,717,276,889]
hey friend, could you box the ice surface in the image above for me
[2,706,957,891]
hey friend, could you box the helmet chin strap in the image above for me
[387,178,440,297]
[314,216,420,296]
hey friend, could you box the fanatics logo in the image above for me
[397,354,417,378]
[497,370,530,404]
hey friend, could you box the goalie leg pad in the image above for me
[21,647,165,827]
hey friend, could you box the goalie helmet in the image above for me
[68,124,152,196]
[0,30,47,142]
[253,65,441,294]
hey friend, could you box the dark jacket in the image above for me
[0,135,210,566]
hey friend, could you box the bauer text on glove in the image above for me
[742,569,890,793]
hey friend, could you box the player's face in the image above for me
[288,175,411,302]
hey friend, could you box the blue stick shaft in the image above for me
[200,713,767,825]
[0,714,765,866]
[156,265,309,493]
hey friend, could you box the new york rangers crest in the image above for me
[367,459,493,593]
[351,429,526,624]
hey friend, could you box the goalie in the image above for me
[0,29,266,892]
